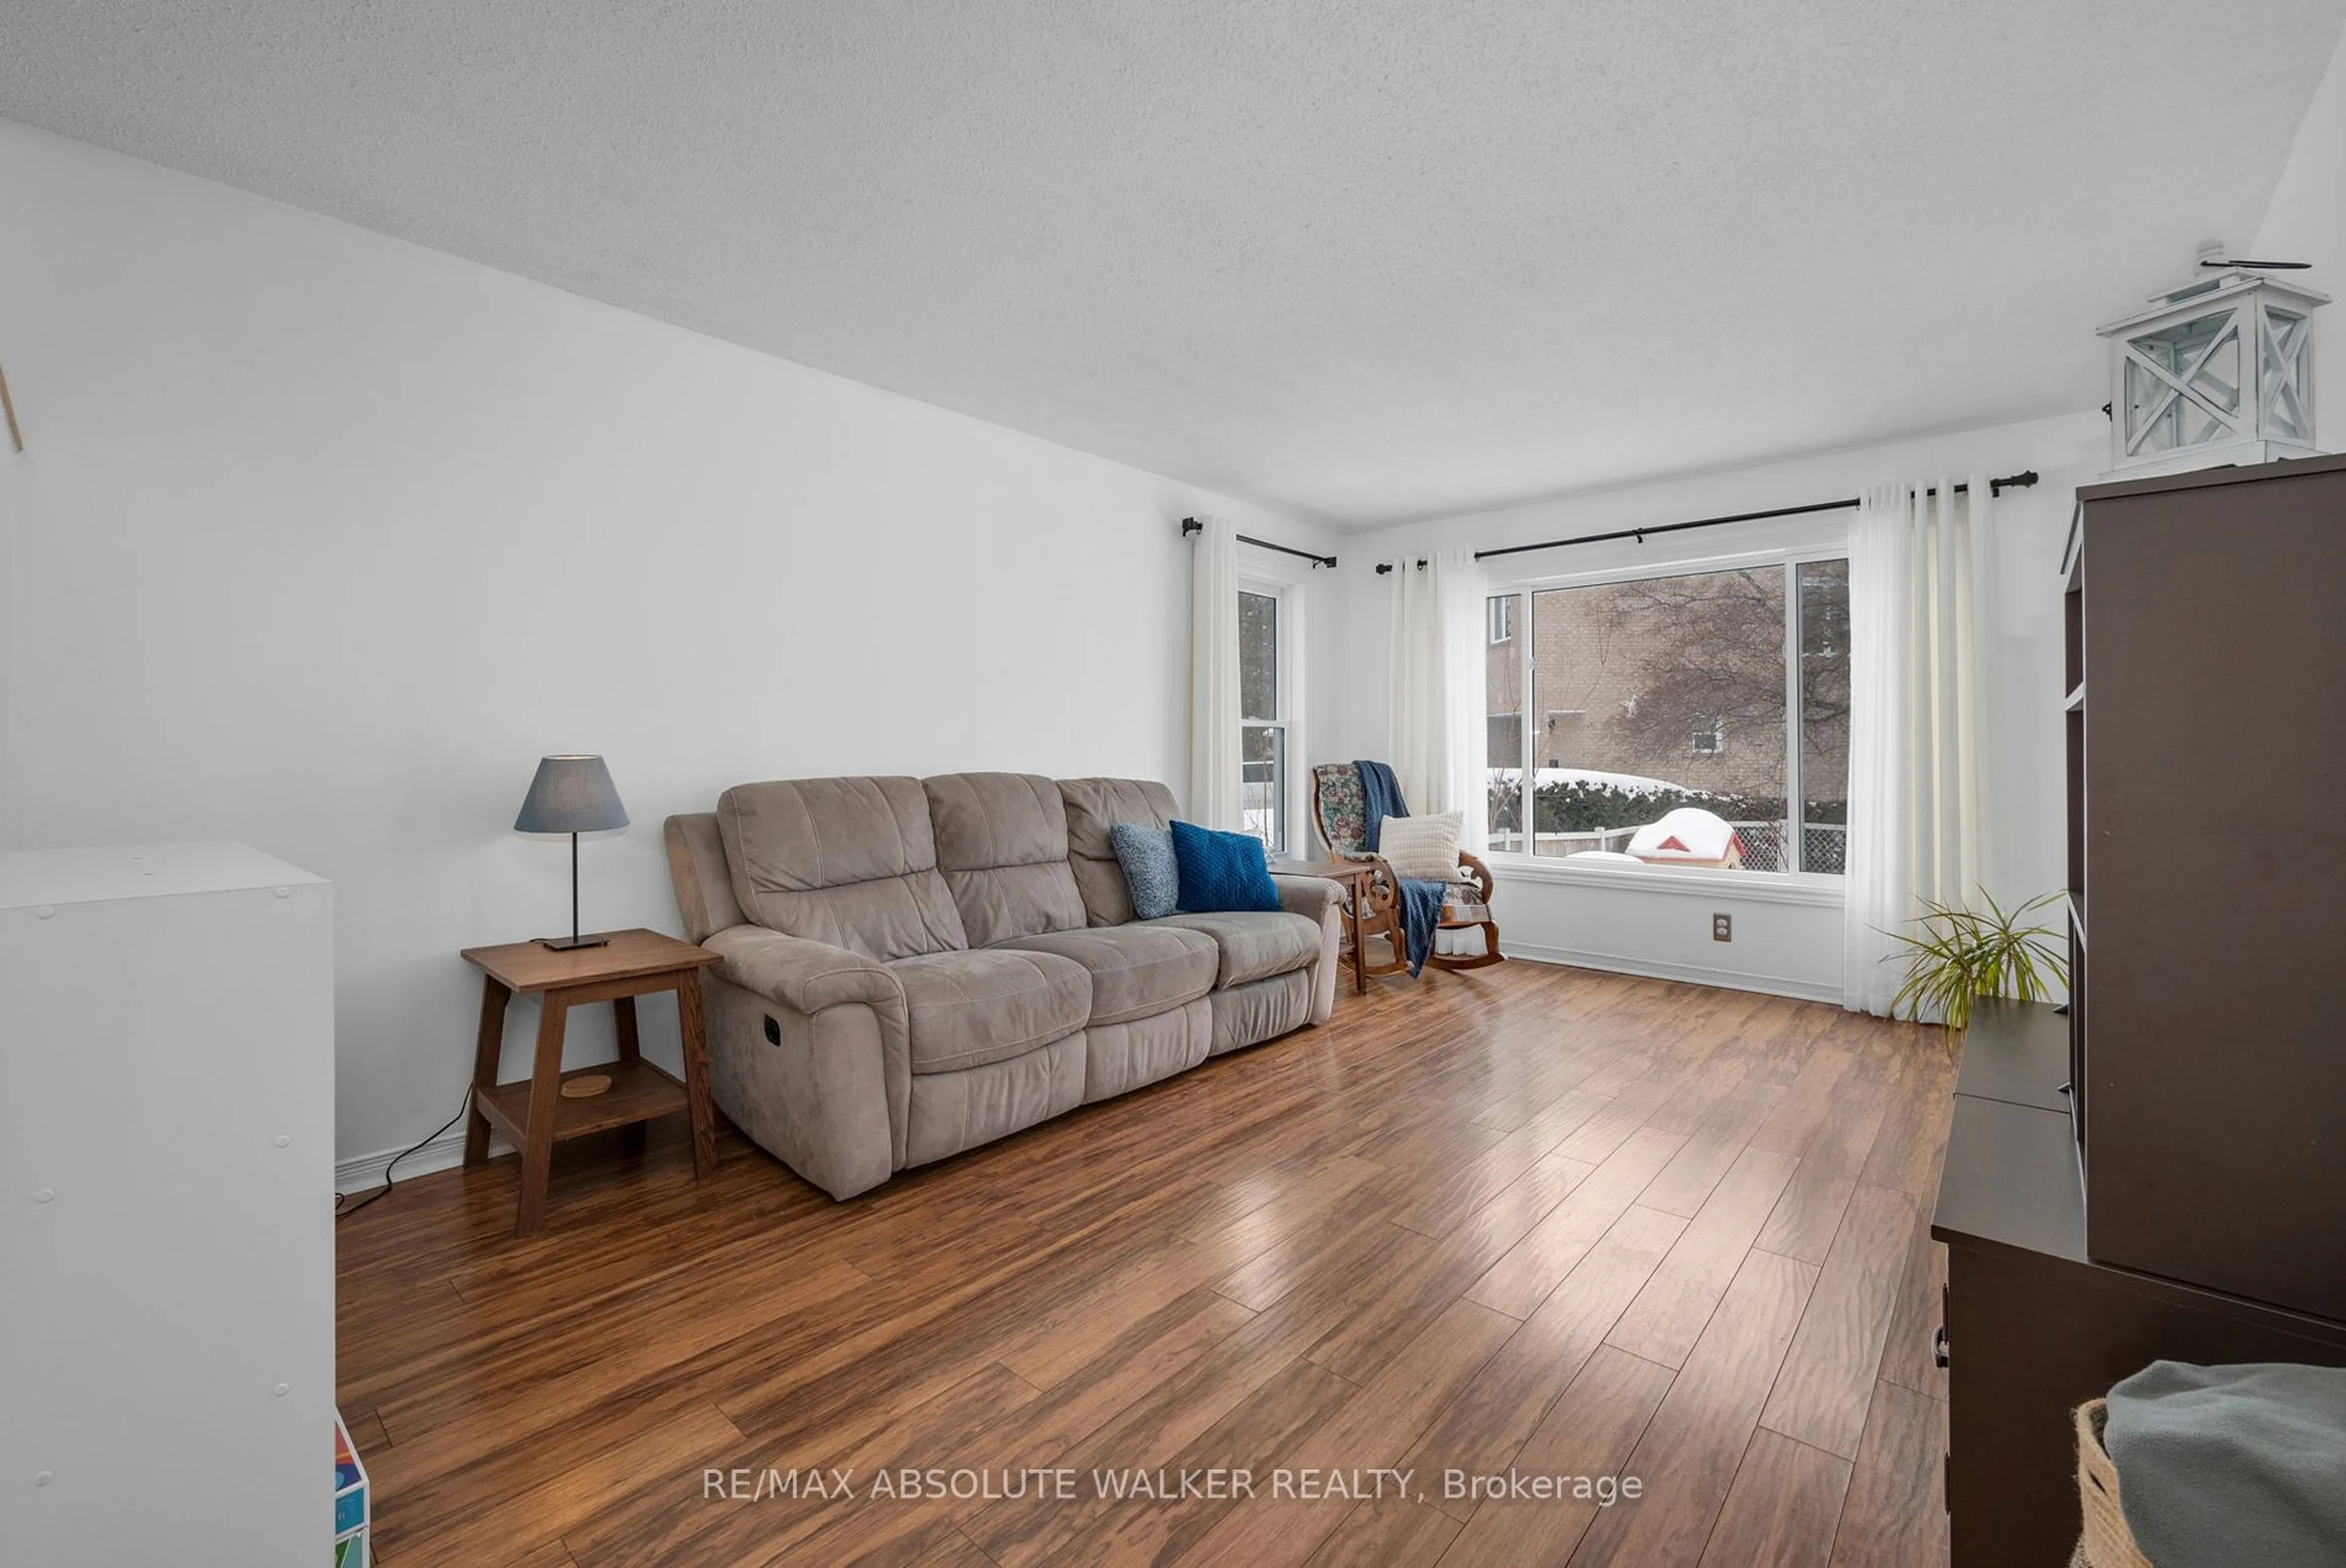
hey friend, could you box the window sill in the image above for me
[1482,854,1848,908]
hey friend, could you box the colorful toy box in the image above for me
[334,1410,370,1566]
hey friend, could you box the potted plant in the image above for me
[1884,889,2069,1042]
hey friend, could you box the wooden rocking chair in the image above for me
[1308,763,1504,976]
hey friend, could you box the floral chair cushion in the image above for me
[1312,763,1368,856]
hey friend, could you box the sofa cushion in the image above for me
[718,777,968,963]
[888,947,1091,1074]
[995,923,1218,1026]
[1058,777,1179,925]
[923,772,1088,948]
[1147,910,1323,988]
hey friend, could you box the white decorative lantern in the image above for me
[2097,246,2326,478]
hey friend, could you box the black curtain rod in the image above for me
[1181,517,1337,569]
[1375,470,2041,574]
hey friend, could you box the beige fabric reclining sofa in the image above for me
[664,773,1341,1198]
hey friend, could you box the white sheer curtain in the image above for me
[1843,476,1997,1015]
[1387,549,1489,854]
[1186,516,1243,830]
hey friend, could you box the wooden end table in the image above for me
[1276,858,1400,993]
[460,927,723,1236]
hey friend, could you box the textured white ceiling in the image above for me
[4,2,2341,527]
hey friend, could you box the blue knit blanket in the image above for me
[1395,877,1447,977]
[1350,761,1438,974]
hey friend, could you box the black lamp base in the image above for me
[538,933,610,952]
[538,831,608,951]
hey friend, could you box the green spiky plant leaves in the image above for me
[1883,889,2069,1037]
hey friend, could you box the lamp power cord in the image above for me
[334,1092,472,1221]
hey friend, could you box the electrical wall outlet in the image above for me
[1712,913,1733,943]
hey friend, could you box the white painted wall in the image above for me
[0,123,1343,1173]
[8,43,2335,1169]
[2255,20,2346,451]
[1326,410,2108,1002]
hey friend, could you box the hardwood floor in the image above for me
[336,961,1955,1567]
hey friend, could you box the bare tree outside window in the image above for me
[1594,568,1788,792]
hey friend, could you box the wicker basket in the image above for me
[2076,1399,2156,1568]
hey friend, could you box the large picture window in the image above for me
[1483,556,1849,873]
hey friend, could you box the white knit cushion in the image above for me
[1379,812,1463,880]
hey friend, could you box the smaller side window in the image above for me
[1488,597,1514,644]
[1240,588,1287,855]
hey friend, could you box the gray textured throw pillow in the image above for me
[1109,822,1180,920]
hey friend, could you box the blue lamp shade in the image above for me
[513,755,629,835]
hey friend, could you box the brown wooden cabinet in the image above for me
[1934,454,2346,1566]
[1935,1002,2346,1566]
[2071,453,2346,1321]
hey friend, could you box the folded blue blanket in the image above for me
[1350,760,1439,974]
[2104,1360,2346,1568]
[1397,877,1447,977]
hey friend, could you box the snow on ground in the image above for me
[1500,767,1694,794]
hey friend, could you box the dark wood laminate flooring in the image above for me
[337,962,1953,1567]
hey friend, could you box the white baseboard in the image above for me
[335,1124,498,1195]
[1500,941,1844,1007]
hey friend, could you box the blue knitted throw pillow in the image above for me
[1169,820,1282,914]
[1109,822,1180,920]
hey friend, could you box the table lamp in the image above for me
[513,754,629,950]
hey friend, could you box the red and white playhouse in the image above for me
[1626,807,1745,869]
